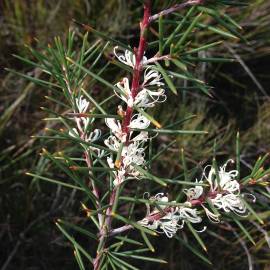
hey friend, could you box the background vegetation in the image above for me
[0,0,270,269]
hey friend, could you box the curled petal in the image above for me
[201,204,220,223]
[115,77,133,105]
[75,96,89,113]
[114,46,147,68]
[178,207,202,224]
[159,218,183,238]
[87,129,101,142]
[104,135,120,151]
[129,114,151,129]
[212,193,247,217]
[105,118,126,142]
[131,131,148,142]
[184,184,203,200]
[143,67,164,87]
[113,169,126,187]
[135,88,167,108]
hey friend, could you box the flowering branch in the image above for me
[21,0,270,269]
[94,2,153,269]
[122,0,151,136]
[138,160,256,238]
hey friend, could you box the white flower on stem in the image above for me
[159,213,184,238]
[201,204,220,223]
[204,160,239,194]
[105,139,146,185]
[81,117,90,131]
[122,142,145,168]
[129,114,150,130]
[113,169,126,186]
[74,96,91,131]
[184,184,204,200]
[87,129,101,142]
[114,46,147,68]
[212,193,247,217]
[107,157,126,186]
[114,76,166,108]
[138,194,184,238]
[143,67,164,87]
[218,160,239,194]
[131,131,148,142]
[177,205,202,224]
[75,96,89,113]
[136,68,166,108]
[69,128,101,142]
[135,88,167,108]
[139,193,203,238]
[184,183,220,223]
[115,77,134,107]
[105,118,126,142]
[104,135,121,152]
[201,160,251,218]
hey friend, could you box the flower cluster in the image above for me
[138,193,202,238]
[139,160,255,238]
[104,47,167,186]
[68,96,102,153]
[186,159,253,221]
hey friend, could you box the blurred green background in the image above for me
[0,0,270,269]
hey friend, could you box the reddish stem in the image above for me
[93,3,152,270]
[122,0,151,137]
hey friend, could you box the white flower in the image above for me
[75,96,89,113]
[114,46,147,68]
[204,160,239,194]
[200,160,250,218]
[159,213,184,238]
[113,169,126,186]
[218,160,239,194]
[184,182,220,223]
[131,131,148,142]
[114,77,134,107]
[105,140,145,185]
[136,88,166,108]
[143,67,164,87]
[74,96,91,130]
[184,184,204,200]
[177,206,202,224]
[87,129,101,142]
[122,142,145,168]
[104,135,120,152]
[211,193,247,216]
[69,128,101,142]
[129,113,150,130]
[105,118,126,142]
[201,204,220,223]
[114,76,166,108]
[139,193,203,238]
[81,117,90,130]
[107,157,126,186]
[138,203,184,238]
